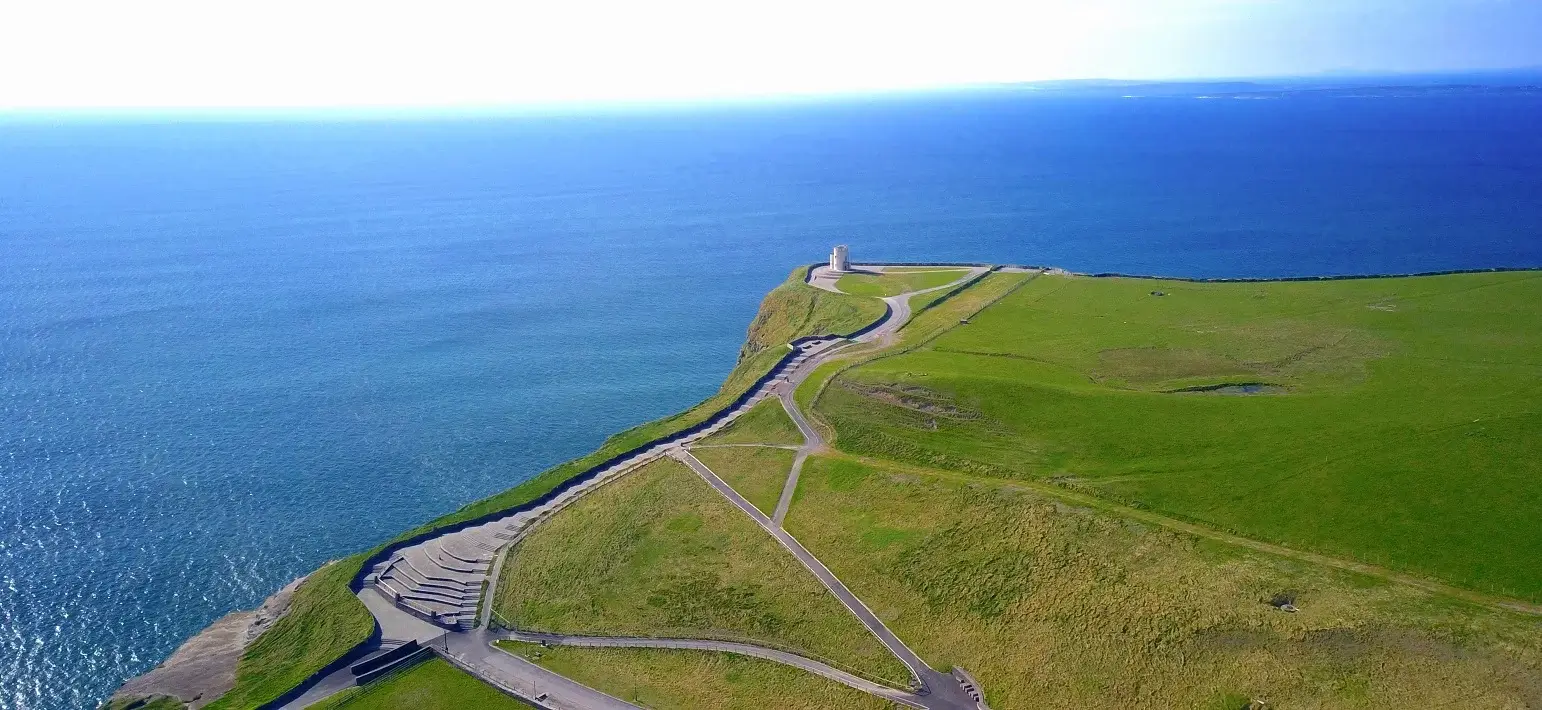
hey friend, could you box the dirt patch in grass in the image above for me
[839,382,982,420]
[1094,347,1252,386]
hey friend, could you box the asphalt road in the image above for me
[502,629,924,707]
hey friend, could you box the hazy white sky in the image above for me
[2,0,1539,110]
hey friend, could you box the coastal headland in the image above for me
[110,262,1542,710]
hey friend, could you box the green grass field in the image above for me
[784,454,1542,709]
[695,397,803,446]
[492,457,909,685]
[310,658,528,710]
[815,272,1542,602]
[197,266,1542,709]
[496,641,895,709]
[689,446,797,516]
[836,269,969,298]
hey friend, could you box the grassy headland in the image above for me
[492,457,910,686]
[496,641,896,709]
[836,269,969,298]
[189,264,1542,709]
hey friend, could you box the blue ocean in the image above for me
[2,91,1540,709]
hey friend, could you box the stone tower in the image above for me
[830,244,851,272]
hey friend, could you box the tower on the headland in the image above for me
[830,244,851,272]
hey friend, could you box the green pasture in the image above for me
[492,457,909,685]
[783,454,1542,709]
[691,446,797,516]
[836,269,969,297]
[814,271,1542,602]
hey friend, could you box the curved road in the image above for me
[501,630,924,708]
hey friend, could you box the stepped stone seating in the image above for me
[370,333,852,630]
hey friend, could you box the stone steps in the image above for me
[382,559,479,596]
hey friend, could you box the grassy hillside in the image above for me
[784,454,1542,709]
[690,446,798,516]
[793,269,1037,419]
[815,271,1542,602]
[836,269,969,297]
[740,267,889,360]
[497,642,895,710]
[309,658,527,710]
[492,457,909,686]
[202,559,374,710]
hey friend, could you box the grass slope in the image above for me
[310,658,528,710]
[203,558,374,710]
[816,272,1542,602]
[690,446,798,516]
[695,397,803,446]
[198,267,889,707]
[741,268,889,360]
[794,270,1036,422]
[836,270,969,298]
[497,641,895,710]
[493,457,909,686]
[784,454,1542,709]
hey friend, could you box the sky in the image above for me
[2,0,1540,110]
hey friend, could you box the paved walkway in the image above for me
[675,449,978,710]
[292,263,989,709]
[771,391,817,526]
[501,629,924,708]
[443,630,645,710]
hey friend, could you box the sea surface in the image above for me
[2,91,1540,709]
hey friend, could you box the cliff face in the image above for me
[107,575,305,709]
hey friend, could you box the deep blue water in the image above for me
[2,92,1540,709]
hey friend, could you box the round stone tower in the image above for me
[830,244,851,272]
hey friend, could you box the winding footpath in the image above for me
[287,264,990,710]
